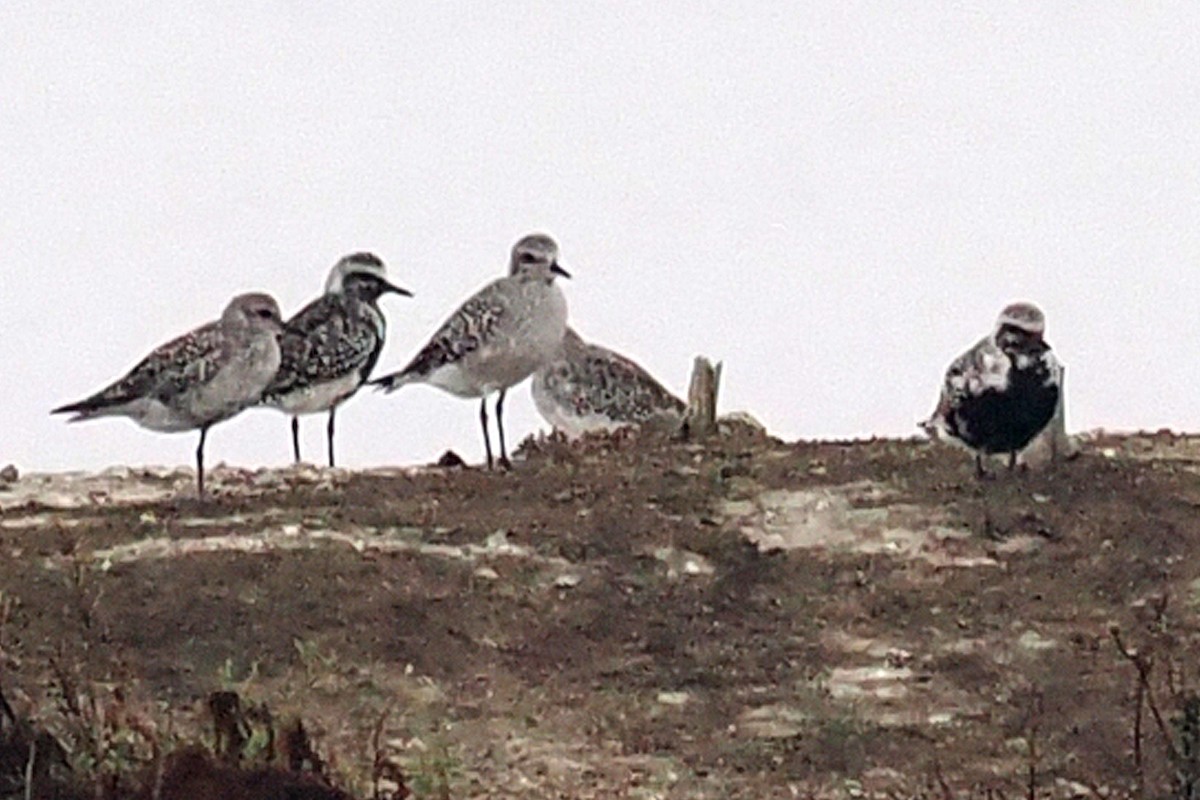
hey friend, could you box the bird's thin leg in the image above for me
[480,397,494,470]
[1007,451,1018,472]
[327,406,337,468]
[974,452,988,480]
[291,417,301,464]
[196,425,209,497]
[496,389,512,470]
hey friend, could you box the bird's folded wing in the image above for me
[939,337,1010,405]
[377,280,508,385]
[88,323,225,407]
[268,299,381,396]
[593,350,686,417]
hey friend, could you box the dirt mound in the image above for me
[1,429,1199,797]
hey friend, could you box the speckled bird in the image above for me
[262,252,411,467]
[531,328,685,439]
[372,233,570,469]
[923,301,1063,476]
[52,293,287,496]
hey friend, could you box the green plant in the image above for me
[406,741,459,800]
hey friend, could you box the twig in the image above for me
[23,739,35,800]
[1025,689,1042,800]
[1112,626,1182,762]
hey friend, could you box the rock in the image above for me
[0,464,18,484]
[736,704,812,738]
[474,566,500,581]
[717,411,768,435]
[652,547,715,579]
[656,691,691,706]
[435,450,467,468]
[1016,629,1056,652]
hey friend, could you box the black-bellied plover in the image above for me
[532,327,685,439]
[923,301,1063,476]
[262,252,411,467]
[372,233,571,469]
[52,293,287,496]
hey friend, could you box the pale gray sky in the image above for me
[3,3,1198,471]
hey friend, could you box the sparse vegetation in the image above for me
[1,431,1200,797]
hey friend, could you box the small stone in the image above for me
[554,573,581,589]
[251,470,285,488]
[474,566,500,581]
[1017,629,1056,651]
[0,464,18,484]
[653,547,715,579]
[1055,778,1094,799]
[435,450,466,468]
[656,691,691,706]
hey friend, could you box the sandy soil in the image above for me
[1,427,1199,798]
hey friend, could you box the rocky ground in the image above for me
[1,427,1199,798]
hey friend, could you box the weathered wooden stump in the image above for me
[681,357,722,440]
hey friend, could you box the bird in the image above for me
[261,252,411,467]
[372,233,571,469]
[52,293,287,497]
[923,301,1063,476]
[531,327,686,439]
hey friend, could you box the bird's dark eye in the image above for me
[256,309,275,319]
[520,253,536,263]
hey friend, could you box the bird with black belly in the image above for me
[262,252,412,467]
[923,301,1064,477]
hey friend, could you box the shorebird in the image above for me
[372,233,571,469]
[262,253,411,467]
[923,301,1063,476]
[52,293,287,496]
[531,327,685,439]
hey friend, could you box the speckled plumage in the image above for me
[924,302,1063,474]
[532,328,685,439]
[52,293,286,495]
[266,295,386,400]
[262,252,410,466]
[373,233,571,468]
[383,275,564,395]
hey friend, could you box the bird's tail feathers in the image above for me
[51,399,103,422]
[919,411,949,441]
[370,370,417,394]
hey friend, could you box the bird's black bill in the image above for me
[550,262,572,279]
[382,279,413,297]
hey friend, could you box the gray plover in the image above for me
[262,252,411,467]
[372,233,570,469]
[52,293,287,496]
[532,327,685,439]
[923,301,1063,476]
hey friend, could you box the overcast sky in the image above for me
[3,3,1198,472]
